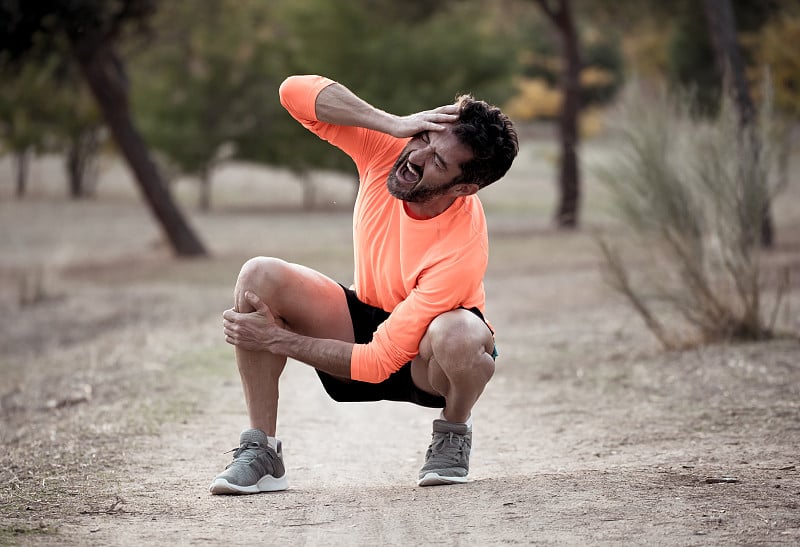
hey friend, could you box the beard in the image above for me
[386,150,457,203]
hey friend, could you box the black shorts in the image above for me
[315,285,496,408]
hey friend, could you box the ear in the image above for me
[452,183,479,197]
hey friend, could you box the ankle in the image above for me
[439,411,473,430]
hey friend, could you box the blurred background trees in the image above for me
[0,47,60,198]
[131,0,524,210]
[2,0,799,243]
[597,79,787,348]
[0,0,207,256]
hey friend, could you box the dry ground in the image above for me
[1,138,799,546]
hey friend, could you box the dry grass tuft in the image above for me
[595,79,792,349]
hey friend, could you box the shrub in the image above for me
[595,79,789,349]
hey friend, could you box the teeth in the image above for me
[406,161,419,178]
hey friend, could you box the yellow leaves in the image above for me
[504,66,613,128]
[749,11,800,116]
[621,24,670,81]
[579,107,603,138]
[504,77,561,120]
[504,76,604,137]
[580,66,614,88]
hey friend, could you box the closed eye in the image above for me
[434,152,448,171]
[420,132,446,170]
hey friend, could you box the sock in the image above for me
[439,411,473,431]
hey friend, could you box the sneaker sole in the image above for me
[417,472,469,487]
[209,474,289,495]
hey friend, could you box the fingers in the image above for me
[425,120,456,132]
[227,292,270,316]
[424,105,458,131]
[244,291,267,312]
[222,315,237,344]
[222,308,237,321]
[433,104,459,116]
[391,104,459,138]
[222,317,253,348]
[221,293,275,349]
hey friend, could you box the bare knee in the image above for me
[426,310,495,381]
[235,256,289,312]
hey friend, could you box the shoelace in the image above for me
[224,441,264,460]
[428,432,467,464]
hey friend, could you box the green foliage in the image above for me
[132,1,284,176]
[665,0,783,116]
[0,0,159,161]
[595,80,789,348]
[0,51,59,155]
[510,12,625,121]
[0,39,103,194]
[666,2,720,116]
[0,0,157,58]
[0,0,138,192]
[276,0,521,111]
[131,0,523,183]
[581,37,625,105]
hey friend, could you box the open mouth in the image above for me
[396,158,422,186]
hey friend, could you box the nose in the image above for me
[408,146,432,165]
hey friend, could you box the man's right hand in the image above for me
[389,104,459,138]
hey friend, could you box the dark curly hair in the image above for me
[451,95,518,189]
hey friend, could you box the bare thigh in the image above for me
[235,257,354,343]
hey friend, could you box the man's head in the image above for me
[450,94,518,190]
[387,96,518,204]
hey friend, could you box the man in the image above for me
[211,75,517,494]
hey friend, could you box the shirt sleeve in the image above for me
[350,244,487,383]
[279,75,401,172]
[279,75,334,125]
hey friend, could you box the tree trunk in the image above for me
[535,0,582,229]
[198,168,211,212]
[15,148,30,198]
[67,128,101,199]
[70,40,207,256]
[298,170,317,211]
[702,0,774,247]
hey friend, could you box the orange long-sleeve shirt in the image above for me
[279,75,489,383]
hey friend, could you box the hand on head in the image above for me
[391,104,459,138]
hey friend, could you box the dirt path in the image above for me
[4,244,799,545]
[2,159,800,545]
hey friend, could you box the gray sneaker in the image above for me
[418,419,472,486]
[209,429,288,494]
